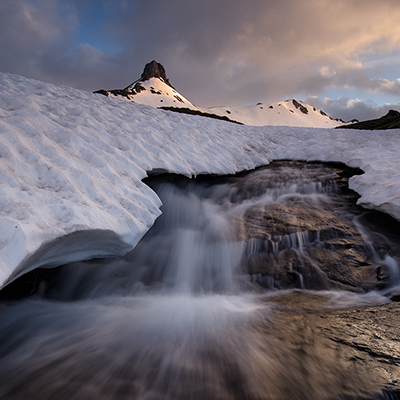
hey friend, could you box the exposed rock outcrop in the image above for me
[139,60,172,87]
[292,99,309,114]
[263,291,400,399]
[338,109,400,130]
[94,60,173,97]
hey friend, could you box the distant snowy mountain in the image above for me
[208,99,345,128]
[95,61,345,128]
[95,60,198,110]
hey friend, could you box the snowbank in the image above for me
[1,72,400,288]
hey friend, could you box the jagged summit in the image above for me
[123,60,174,91]
[140,60,172,87]
[94,60,197,110]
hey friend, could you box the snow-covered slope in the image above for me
[1,71,400,288]
[104,82,343,127]
[208,99,344,128]
[96,60,199,110]
[112,77,199,110]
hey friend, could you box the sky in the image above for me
[1,0,400,121]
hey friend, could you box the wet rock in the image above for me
[256,291,400,399]
[141,161,400,293]
[227,162,389,291]
[385,287,400,302]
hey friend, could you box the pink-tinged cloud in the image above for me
[1,0,400,120]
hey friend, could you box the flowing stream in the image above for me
[1,161,400,399]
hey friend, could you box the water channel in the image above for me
[1,161,400,399]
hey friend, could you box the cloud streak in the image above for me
[305,96,399,122]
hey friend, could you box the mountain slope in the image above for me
[338,109,400,130]
[95,60,199,110]
[208,99,345,128]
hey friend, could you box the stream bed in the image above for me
[1,161,400,399]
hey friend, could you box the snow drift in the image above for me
[1,71,400,288]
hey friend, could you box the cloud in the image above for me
[0,0,134,91]
[102,0,400,106]
[0,0,78,76]
[1,0,400,118]
[305,96,399,122]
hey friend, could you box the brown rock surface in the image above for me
[257,291,400,399]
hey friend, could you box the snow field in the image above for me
[208,99,344,128]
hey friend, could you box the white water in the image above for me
[0,162,398,399]
[38,163,348,298]
[354,216,400,290]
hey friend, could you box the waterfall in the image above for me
[0,161,399,400]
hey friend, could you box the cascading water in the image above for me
[1,161,400,399]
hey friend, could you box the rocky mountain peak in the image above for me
[140,60,172,87]
[386,109,400,117]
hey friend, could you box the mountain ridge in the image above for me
[94,60,345,128]
[338,109,400,130]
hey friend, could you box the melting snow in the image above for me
[0,71,400,287]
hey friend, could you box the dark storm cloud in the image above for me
[0,0,123,89]
[101,0,400,108]
[0,0,77,77]
[1,0,400,119]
